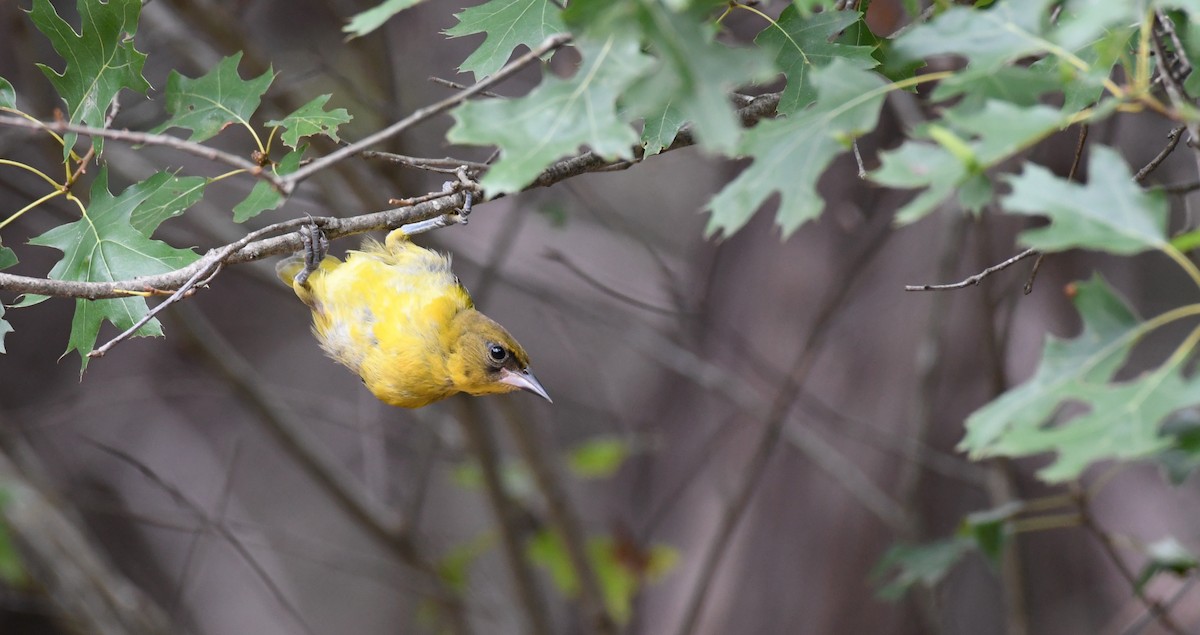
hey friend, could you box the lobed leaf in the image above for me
[343,0,427,39]
[624,1,775,154]
[638,98,685,157]
[0,77,14,109]
[28,0,149,156]
[151,52,274,143]
[872,100,1068,223]
[872,537,973,601]
[445,0,566,81]
[890,0,1056,71]
[448,35,652,195]
[1005,146,1168,255]
[129,172,207,237]
[233,145,304,222]
[266,94,352,149]
[706,60,887,238]
[27,169,199,370]
[960,276,1200,482]
[755,7,877,115]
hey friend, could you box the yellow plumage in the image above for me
[277,228,549,408]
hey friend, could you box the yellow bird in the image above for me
[277,225,550,408]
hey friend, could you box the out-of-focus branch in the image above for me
[1076,489,1188,635]
[499,400,617,635]
[456,398,552,635]
[671,211,896,635]
[171,304,471,635]
[0,422,173,635]
[84,440,317,635]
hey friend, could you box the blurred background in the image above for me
[1,0,1200,634]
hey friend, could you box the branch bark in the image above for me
[0,421,174,635]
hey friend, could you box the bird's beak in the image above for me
[498,368,552,403]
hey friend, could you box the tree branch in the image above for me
[281,33,574,191]
[171,304,471,634]
[0,114,284,191]
[456,398,552,635]
[499,400,617,635]
[0,420,174,635]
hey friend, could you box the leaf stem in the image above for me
[1011,513,1081,533]
[734,3,809,66]
[0,106,78,161]
[0,189,65,232]
[1161,243,1200,289]
[0,158,63,190]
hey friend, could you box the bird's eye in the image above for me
[487,343,508,364]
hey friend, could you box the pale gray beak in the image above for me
[498,367,552,403]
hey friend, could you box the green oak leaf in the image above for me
[0,307,11,354]
[891,0,1056,71]
[445,0,566,81]
[0,239,16,271]
[627,0,774,154]
[528,530,677,624]
[448,35,652,195]
[872,101,1068,223]
[755,7,877,115]
[960,502,1022,565]
[961,275,1200,482]
[706,60,887,238]
[266,94,352,149]
[872,538,973,601]
[233,145,304,222]
[1136,538,1198,591]
[130,172,208,237]
[28,0,149,156]
[639,98,685,157]
[151,52,274,143]
[566,437,629,479]
[343,0,427,38]
[0,77,14,109]
[931,67,1063,111]
[1005,146,1168,254]
[2,234,25,354]
[28,168,199,371]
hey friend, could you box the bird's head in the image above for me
[445,310,551,402]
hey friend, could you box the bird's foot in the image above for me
[295,223,328,287]
[397,169,480,237]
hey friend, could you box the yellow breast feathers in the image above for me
[278,228,550,408]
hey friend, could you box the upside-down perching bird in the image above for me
[277,225,550,408]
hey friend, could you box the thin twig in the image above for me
[1134,125,1186,183]
[544,248,691,316]
[363,150,490,173]
[1077,489,1189,635]
[671,212,895,635]
[905,248,1038,292]
[84,440,319,635]
[0,192,467,299]
[0,114,283,191]
[171,304,470,634]
[1151,11,1200,185]
[0,90,782,305]
[1118,578,1198,635]
[428,76,504,99]
[283,33,573,191]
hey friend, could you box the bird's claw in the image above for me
[295,224,328,287]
